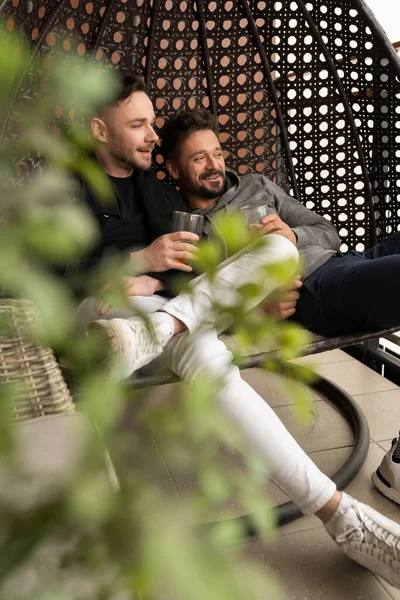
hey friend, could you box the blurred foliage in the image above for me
[0,22,315,600]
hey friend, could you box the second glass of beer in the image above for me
[171,211,204,264]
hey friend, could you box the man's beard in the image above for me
[189,171,225,199]
[110,147,152,171]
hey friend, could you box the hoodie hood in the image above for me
[186,169,341,278]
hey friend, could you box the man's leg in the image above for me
[90,234,298,378]
[295,252,400,337]
[162,328,336,515]
[361,231,400,259]
[160,328,400,588]
[77,295,167,329]
[293,237,400,506]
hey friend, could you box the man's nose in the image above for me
[146,125,159,143]
[206,156,219,170]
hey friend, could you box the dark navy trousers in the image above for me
[292,232,400,337]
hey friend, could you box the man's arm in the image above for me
[123,275,166,296]
[260,176,341,251]
[261,276,303,320]
[131,231,199,273]
[95,233,199,306]
[97,274,166,315]
[77,169,199,280]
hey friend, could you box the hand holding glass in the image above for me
[171,211,204,264]
[240,204,270,225]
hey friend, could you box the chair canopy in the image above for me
[2,0,400,252]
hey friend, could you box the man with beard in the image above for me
[83,72,400,588]
[157,106,400,512]
[160,108,400,340]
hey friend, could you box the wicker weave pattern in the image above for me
[0,299,74,421]
[2,0,400,253]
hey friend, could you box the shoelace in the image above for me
[336,505,400,564]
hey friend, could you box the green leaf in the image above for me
[194,238,225,275]
[0,385,15,455]
[200,466,230,503]
[212,211,254,255]
[67,472,116,524]
[78,372,124,433]
[285,379,315,423]
[0,25,29,92]
[73,156,114,203]
[48,55,118,113]
[23,204,98,263]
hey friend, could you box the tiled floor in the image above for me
[139,349,400,599]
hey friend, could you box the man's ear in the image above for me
[91,117,107,143]
[166,158,179,180]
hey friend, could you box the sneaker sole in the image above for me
[346,548,400,589]
[371,469,400,505]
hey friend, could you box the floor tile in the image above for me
[352,389,400,442]
[240,525,393,600]
[337,442,397,515]
[112,424,171,479]
[215,442,247,468]
[376,439,394,452]
[240,368,301,408]
[148,475,183,504]
[293,348,354,365]
[173,462,285,522]
[272,400,353,453]
[314,359,398,396]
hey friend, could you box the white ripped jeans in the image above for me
[79,234,336,515]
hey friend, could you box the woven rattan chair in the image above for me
[0,300,94,515]
[0,299,112,515]
[0,299,74,421]
[1,0,400,527]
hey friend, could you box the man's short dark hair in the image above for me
[111,70,146,104]
[96,70,146,117]
[160,108,219,160]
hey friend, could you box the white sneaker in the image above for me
[88,314,174,380]
[372,437,400,505]
[328,499,400,588]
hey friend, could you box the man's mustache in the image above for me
[200,170,224,181]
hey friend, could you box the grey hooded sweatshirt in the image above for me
[193,171,341,280]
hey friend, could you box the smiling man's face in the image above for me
[167,129,226,207]
[92,91,158,173]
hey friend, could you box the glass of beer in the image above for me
[240,204,270,224]
[171,211,204,264]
